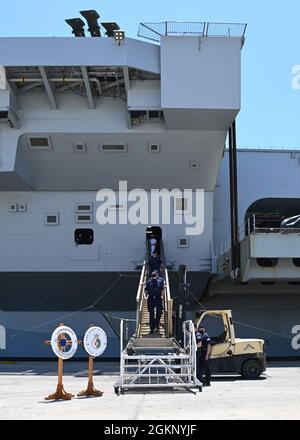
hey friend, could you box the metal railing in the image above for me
[135,261,146,337]
[115,319,200,393]
[215,237,231,259]
[138,21,247,43]
[183,320,198,365]
[205,22,247,38]
[164,268,173,337]
[244,214,300,236]
[135,262,173,338]
[225,146,300,152]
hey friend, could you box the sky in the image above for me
[0,0,299,148]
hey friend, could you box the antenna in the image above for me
[101,22,120,37]
[80,10,101,37]
[65,18,86,37]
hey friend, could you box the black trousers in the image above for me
[196,350,211,384]
[147,299,163,332]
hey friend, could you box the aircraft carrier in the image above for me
[0,11,299,359]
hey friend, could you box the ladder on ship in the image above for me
[114,239,202,395]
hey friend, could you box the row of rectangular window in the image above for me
[45,213,93,225]
[27,137,161,153]
[8,199,189,217]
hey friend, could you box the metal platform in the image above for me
[114,320,202,395]
[114,248,201,395]
[126,336,183,355]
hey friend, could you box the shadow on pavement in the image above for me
[0,361,120,376]
[211,375,267,382]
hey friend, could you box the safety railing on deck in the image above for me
[215,213,300,258]
[135,264,173,338]
[138,21,247,43]
[244,214,300,236]
[135,261,146,337]
[164,269,173,337]
[215,236,231,259]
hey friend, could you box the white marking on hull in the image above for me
[0,325,6,350]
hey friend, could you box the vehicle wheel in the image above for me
[114,387,120,396]
[241,359,263,380]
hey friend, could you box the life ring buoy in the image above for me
[83,326,107,358]
[50,325,78,360]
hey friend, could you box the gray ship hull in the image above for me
[0,272,299,359]
[0,271,208,359]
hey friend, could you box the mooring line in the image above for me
[187,288,292,340]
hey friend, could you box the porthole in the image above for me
[75,229,94,245]
[256,258,278,268]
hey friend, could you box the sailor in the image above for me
[144,271,164,335]
[148,252,162,276]
[195,325,212,386]
[153,270,165,284]
[149,235,157,256]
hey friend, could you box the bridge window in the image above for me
[130,110,164,126]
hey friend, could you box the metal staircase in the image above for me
[114,239,202,395]
[139,299,166,337]
[114,319,201,395]
[136,261,171,339]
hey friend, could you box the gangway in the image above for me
[114,240,202,394]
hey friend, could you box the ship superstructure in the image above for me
[1,14,296,359]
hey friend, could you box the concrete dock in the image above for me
[0,361,299,420]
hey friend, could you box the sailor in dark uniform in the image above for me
[152,269,164,283]
[195,325,212,386]
[144,271,165,335]
[148,252,162,277]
